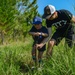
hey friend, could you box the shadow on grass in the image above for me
[19,60,34,74]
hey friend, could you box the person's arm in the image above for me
[36,27,52,48]
[29,32,48,37]
[41,32,48,37]
[41,27,52,45]
[29,32,38,36]
[71,15,75,23]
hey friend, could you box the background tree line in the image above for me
[0,0,75,45]
[0,0,41,44]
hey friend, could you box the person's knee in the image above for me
[48,40,55,47]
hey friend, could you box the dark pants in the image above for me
[33,41,46,51]
[51,25,74,48]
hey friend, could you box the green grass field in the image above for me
[0,37,75,75]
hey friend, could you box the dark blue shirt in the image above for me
[29,26,48,44]
[46,9,73,32]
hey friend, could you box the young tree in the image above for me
[0,0,17,44]
[14,0,39,39]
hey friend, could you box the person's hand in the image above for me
[36,43,44,49]
[35,32,42,36]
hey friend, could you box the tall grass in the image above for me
[43,45,75,75]
[0,38,75,75]
[0,40,32,75]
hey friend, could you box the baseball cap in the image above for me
[32,16,42,25]
[42,5,56,19]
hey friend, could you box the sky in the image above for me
[37,0,75,15]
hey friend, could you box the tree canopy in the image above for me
[0,0,40,44]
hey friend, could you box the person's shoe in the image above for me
[31,66,36,71]
[38,66,43,71]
